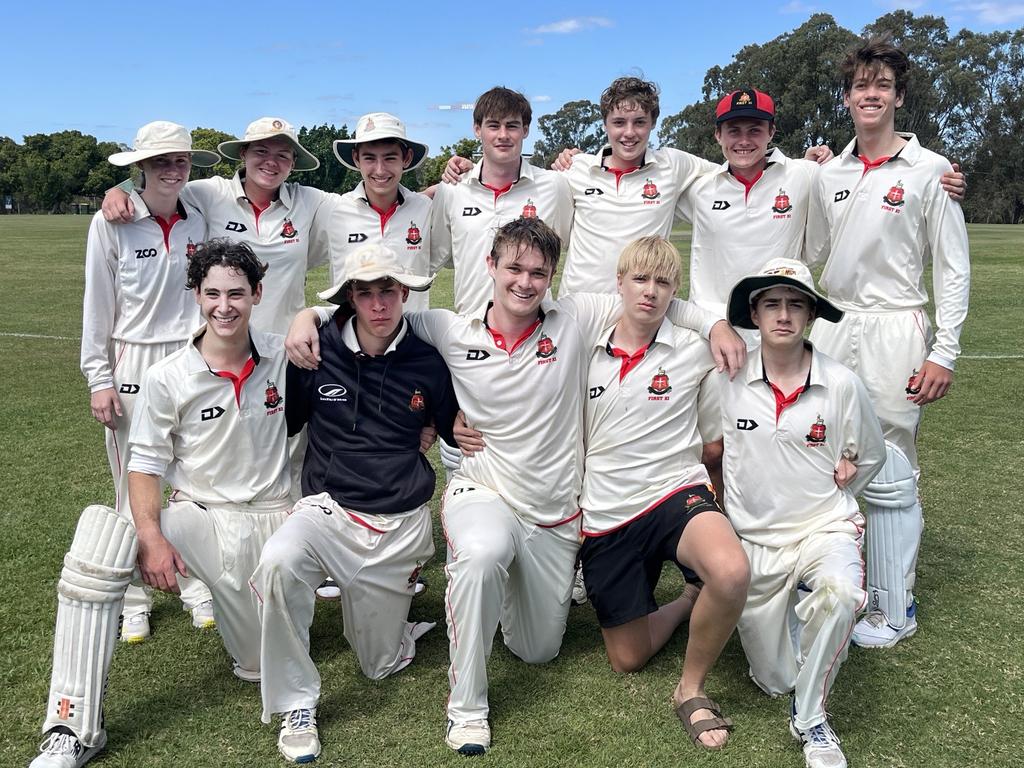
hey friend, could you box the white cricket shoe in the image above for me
[278,708,321,763]
[191,599,216,630]
[30,729,105,768]
[571,566,587,606]
[315,579,341,600]
[790,718,847,768]
[851,602,917,649]
[445,718,490,756]
[119,613,150,643]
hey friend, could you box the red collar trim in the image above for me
[731,169,764,202]
[153,212,183,252]
[487,318,542,356]
[482,181,514,203]
[606,341,650,382]
[213,357,256,407]
[370,199,401,235]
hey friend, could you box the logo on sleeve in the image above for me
[280,219,297,238]
[409,388,425,411]
[648,368,672,400]
[522,199,537,218]
[641,179,660,200]
[264,379,284,414]
[535,333,557,364]
[771,188,793,216]
[805,415,827,446]
[406,221,422,245]
[226,222,247,232]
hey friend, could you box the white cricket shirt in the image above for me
[81,191,206,392]
[804,133,970,369]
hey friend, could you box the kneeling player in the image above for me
[251,244,458,764]
[579,237,749,749]
[722,259,885,768]
[31,240,292,768]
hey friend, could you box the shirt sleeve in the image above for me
[923,158,971,370]
[181,177,218,212]
[307,190,340,271]
[548,172,575,244]
[285,360,313,437]
[842,374,887,498]
[429,360,460,447]
[80,214,119,392]
[556,293,622,343]
[428,183,454,273]
[665,298,720,339]
[126,366,177,477]
[803,170,831,267]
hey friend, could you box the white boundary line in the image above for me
[1,332,1022,359]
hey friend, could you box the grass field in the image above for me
[1,215,1022,768]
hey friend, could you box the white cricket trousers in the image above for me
[441,481,579,724]
[106,339,211,616]
[252,492,435,723]
[737,526,866,731]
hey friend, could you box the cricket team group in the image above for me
[30,36,971,768]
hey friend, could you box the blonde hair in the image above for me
[616,236,680,287]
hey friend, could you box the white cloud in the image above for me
[529,16,613,34]
[532,95,552,103]
[956,2,1024,24]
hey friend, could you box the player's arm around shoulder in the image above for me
[404,308,457,351]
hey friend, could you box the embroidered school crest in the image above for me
[522,199,537,218]
[271,119,284,130]
[736,92,752,106]
[409,388,425,411]
[648,368,672,395]
[406,221,422,245]
[772,188,792,214]
[641,179,660,200]
[685,493,704,508]
[265,380,283,409]
[883,181,905,207]
[905,370,921,396]
[280,219,297,238]
[806,415,826,444]
[185,238,197,257]
[536,333,557,359]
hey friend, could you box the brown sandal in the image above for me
[673,696,734,749]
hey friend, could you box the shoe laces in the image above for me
[197,599,214,611]
[283,708,316,733]
[452,718,489,738]
[40,732,82,757]
[804,721,841,750]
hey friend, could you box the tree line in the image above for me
[1,12,1020,223]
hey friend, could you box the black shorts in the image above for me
[580,485,722,628]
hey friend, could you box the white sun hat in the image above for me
[107,121,220,167]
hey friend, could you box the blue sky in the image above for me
[2,1,1021,154]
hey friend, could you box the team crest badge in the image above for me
[536,333,557,358]
[365,117,376,131]
[648,368,672,395]
[280,219,297,238]
[271,119,283,130]
[772,188,792,214]
[406,221,422,245]
[736,92,752,106]
[883,181,906,207]
[522,199,537,218]
[806,415,826,444]
[408,561,423,586]
[185,238,197,257]
[685,493,704,508]
[641,179,660,200]
[264,379,283,409]
[409,388,425,411]
[905,370,921,396]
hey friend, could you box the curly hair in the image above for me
[185,238,268,292]
[600,76,661,122]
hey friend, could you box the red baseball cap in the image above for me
[715,89,775,124]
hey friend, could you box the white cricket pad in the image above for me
[862,442,921,630]
[42,505,137,746]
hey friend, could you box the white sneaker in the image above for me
[790,718,847,768]
[851,602,917,648]
[571,566,587,606]
[414,577,427,597]
[278,708,321,763]
[315,579,341,600]
[190,600,216,630]
[30,729,105,768]
[445,718,490,755]
[119,613,150,643]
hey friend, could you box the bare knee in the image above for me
[607,646,649,674]
[704,555,751,604]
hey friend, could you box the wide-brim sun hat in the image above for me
[727,257,843,329]
[318,244,433,305]
[332,112,429,173]
[107,121,220,167]
[218,117,320,171]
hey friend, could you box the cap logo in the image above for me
[272,120,283,130]
[736,92,752,106]
[764,267,797,276]
[365,118,376,131]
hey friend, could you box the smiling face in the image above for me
[604,103,654,169]
[487,243,553,323]
[750,286,814,349]
[844,63,904,135]
[240,137,296,196]
[353,139,412,204]
[715,118,774,176]
[474,113,528,167]
[138,152,192,196]
[196,264,261,342]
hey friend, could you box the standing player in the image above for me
[722,259,886,768]
[805,38,971,647]
[579,237,749,749]
[252,244,457,764]
[82,121,219,641]
[31,240,292,768]
[286,218,742,756]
